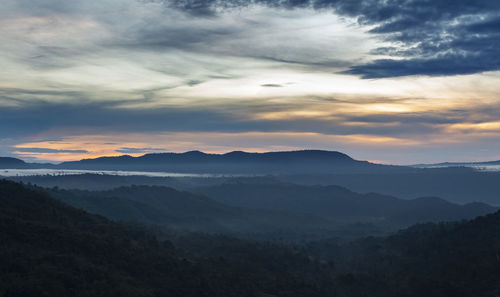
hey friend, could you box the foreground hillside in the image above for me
[309,212,500,297]
[1,179,500,296]
[0,179,335,297]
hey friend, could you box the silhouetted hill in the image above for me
[0,157,55,169]
[196,181,496,226]
[0,157,27,168]
[56,150,402,174]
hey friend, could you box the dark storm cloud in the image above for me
[331,0,500,77]
[343,53,500,78]
[164,0,500,78]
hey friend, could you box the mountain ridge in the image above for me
[1,150,402,174]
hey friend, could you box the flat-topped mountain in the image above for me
[57,150,398,174]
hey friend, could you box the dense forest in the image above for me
[1,179,500,296]
[39,182,496,241]
[0,179,335,297]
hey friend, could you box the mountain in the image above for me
[280,167,500,205]
[46,185,345,239]
[0,179,194,296]
[42,181,496,240]
[5,151,500,205]
[309,210,500,297]
[2,179,500,297]
[56,150,403,174]
[195,181,496,226]
[0,178,343,297]
[413,159,500,167]
[0,157,27,168]
[0,157,55,169]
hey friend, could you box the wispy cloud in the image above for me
[14,147,88,153]
[115,147,167,154]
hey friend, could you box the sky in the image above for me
[1,0,500,164]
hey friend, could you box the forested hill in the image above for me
[42,183,497,241]
[309,211,500,297]
[0,179,336,297]
[1,179,500,296]
[196,182,496,225]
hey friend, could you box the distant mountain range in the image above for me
[4,150,500,174]
[3,179,499,296]
[47,185,338,238]
[194,181,496,226]
[413,160,500,168]
[43,181,496,239]
[5,150,500,174]
[0,150,409,174]
[4,150,500,205]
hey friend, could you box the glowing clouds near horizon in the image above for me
[9,130,491,164]
[2,1,500,164]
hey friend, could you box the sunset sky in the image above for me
[2,0,500,164]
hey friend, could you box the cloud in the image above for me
[12,129,500,164]
[343,53,500,78]
[332,1,500,77]
[115,147,167,154]
[4,0,500,78]
[1,90,498,141]
[14,147,88,153]
[260,84,283,87]
[162,0,500,78]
